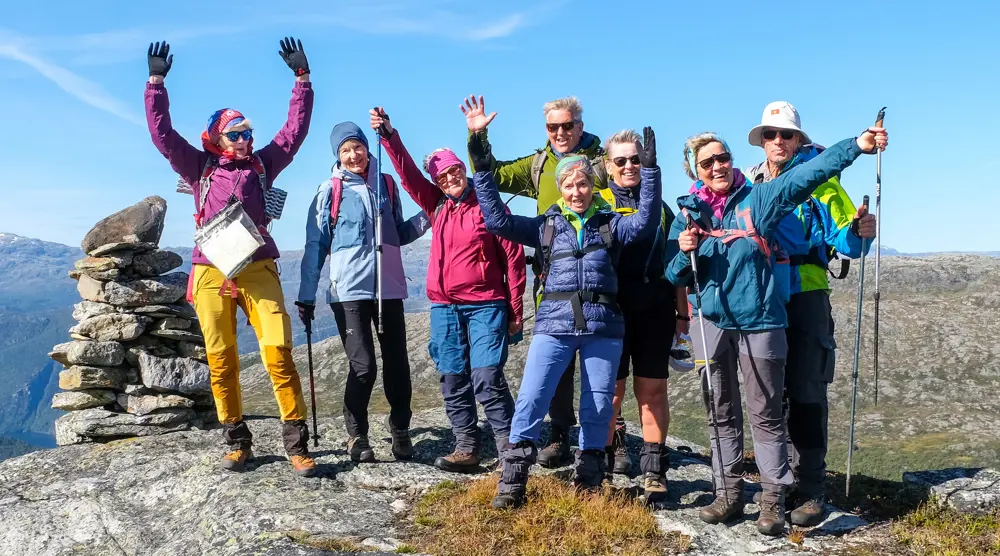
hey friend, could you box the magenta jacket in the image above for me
[380,131,526,323]
[144,81,314,264]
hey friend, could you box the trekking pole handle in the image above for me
[294,301,313,335]
[862,195,870,210]
[874,107,886,128]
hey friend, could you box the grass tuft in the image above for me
[409,475,689,555]
[892,502,1000,555]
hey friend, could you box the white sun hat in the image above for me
[748,101,812,147]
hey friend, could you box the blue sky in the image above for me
[1,0,996,254]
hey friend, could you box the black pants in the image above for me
[784,290,836,497]
[532,269,577,429]
[331,299,412,437]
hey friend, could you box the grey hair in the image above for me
[422,148,451,174]
[603,129,642,153]
[543,96,583,122]
[554,155,595,188]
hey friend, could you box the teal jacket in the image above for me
[665,137,865,331]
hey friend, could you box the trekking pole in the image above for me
[295,302,320,447]
[846,195,870,497]
[872,107,886,407]
[375,128,385,335]
[687,219,728,507]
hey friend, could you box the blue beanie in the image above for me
[329,121,369,155]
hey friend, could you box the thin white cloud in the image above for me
[0,43,144,125]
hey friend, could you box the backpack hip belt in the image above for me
[542,290,618,331]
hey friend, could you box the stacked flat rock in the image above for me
[50,196,216,445]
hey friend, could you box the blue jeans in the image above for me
[509,334,623,451]
[430,302,514,452]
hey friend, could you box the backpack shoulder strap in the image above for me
[252,154,268,191]
[530,150,547,191]
[382,173,398,209]
[433,195,448,224]
[598,188,616,208]
[329,177,345,230]
[538,215,558,286]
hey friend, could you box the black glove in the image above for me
[373,107,393,137]
[147,41,173,78]
[638,126,656,168]
[468,132,492,173]
[279,37,310,76]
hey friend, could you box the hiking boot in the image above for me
[572,449,607,492]
[290,455,317,477]
[611,427,631,475]
[434,449,480,473]
[757,496,787,536]
[221,448,252,472]
[699,494,745,524]
[385,415,413,461]
[537,426,572,468]
[348,435,375,463]
[493,441,536,510]
[790,497,826,527]
[643,472,668,504]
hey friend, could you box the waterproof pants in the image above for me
[430,302,515,453]
[784,290,836,497]
[509,334,622,451]
[192,260,309,454]
[331,299,412,437]
[690,318,795,498]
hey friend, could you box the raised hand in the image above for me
[279,37,310,77]
[370,107,393,136]
[147,41,173,79]
[460,95,497,132]
[637,126,657,168]
[857,126,888,153]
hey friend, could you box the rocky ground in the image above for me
[0,409,884,556]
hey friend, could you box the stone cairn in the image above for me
[50,196,216,445]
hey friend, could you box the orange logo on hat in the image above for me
[771,109,780,115]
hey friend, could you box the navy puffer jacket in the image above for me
[473,166,661,337]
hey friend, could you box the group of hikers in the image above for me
[143,38,888,537]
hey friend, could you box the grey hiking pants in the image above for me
[690,318,795,497]
[784,290,836,498]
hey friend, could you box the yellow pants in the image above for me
[192,259,306,424]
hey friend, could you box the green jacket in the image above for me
[468,129,607,215]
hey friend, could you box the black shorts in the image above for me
[616,305,675,381]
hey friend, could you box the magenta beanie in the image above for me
[426,149,466,182]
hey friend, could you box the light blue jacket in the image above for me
[298,157,430,305]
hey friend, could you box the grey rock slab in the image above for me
[49,340,125,367]
[76,273,107,303]
[53,407,194,445]
[103,272,188,307]
[50,389,117,411]
[132,249,183,277]
[0,417,403,555]
[58,365,128,391]
[176,341,207,362]
[81,195,167,255]
[89,241,157,257]
[139,352,211,395]
[72,300,116,322]
[904,467,1000,515]
[150,326,202,342]
[157,317,193,330]
[132,303,197,319]
[117,392,195,416]
[69,313,153,342]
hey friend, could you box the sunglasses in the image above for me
[762,129,796,141]
[224,129,253,142]
[697,152,732,170]
[546,121,577,133]
[613,155,641,168]
[434,166,464,185]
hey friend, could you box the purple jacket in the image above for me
[144,81,314,264]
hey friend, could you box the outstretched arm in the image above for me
[257,37,314,178]
[144,41,206,189]
[472,172,543,248]
[462,95,537,197]
[613,127,662,245]
[372,109,444,216]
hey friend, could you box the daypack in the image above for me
[193,154,287,228]
[598,189,673,283]
[788,197,850,279]
[329,173,398,232]
[536,211,618,331]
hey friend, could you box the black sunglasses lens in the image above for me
[718,153,731,163]
[780,130,794,140]
[629,155,641,165]
[762,130,777,140]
